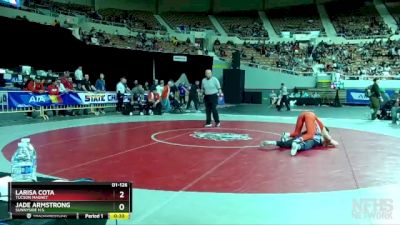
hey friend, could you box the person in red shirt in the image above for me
[25,77,45,93]
[148,88,162,115]
[47,79,60,95]
[260,111,338,156]
[60,71,74,91]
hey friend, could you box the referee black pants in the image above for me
[204,94,220,124]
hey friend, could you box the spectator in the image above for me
[148,88,162,115]
[82,74,96,92]
[25,77,45,93]
[178,82,188,104]
[391,91,400,125]
[312,92,321,98]
[95,73,106,91]
[47,79,60,95]
[143,81,150,91]
[74,66,83,84]
[156,80,164,96]
[116,76,129,112]
[186,80,200,112]
[131,84,145,98]
[61,71,73,91]
[161,80,172,112]
[269,90,277,104]
[151,79,158,91]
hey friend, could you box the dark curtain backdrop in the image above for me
[0,16,213,90]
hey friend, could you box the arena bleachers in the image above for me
[162,12,216,32]
[267,5,324,35]
[215,12,268,38]
[214,41,313,75]
[97,9,165,32]
[326,1,391,38]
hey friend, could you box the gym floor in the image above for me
[0,105,399,225]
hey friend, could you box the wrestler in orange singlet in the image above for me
[261,111,338,156]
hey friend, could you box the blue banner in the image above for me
[7,92,83,108]
[346,89,395,105]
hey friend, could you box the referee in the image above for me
[202,69,222,127]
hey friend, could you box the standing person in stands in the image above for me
[156,80,164,96]
[150,79,158,91]
[95,73,106,114]
[277,83,290,111]
[143,81,150,91]
[369,78,383,120]
[178,82,188,104]
[82,74,96,92]
[202,69,222,127]
[95,73,106,92]
[116,77,129,112]
[74,66,83,84]
[161,81,172,113]
[187,80,200,112]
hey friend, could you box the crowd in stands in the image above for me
[312,39,400,79]
[81,29,203,55]
[162,13,216,33]
[214,37,400,79]
[326,1,391,38]
[214,40,314,75]
[96,8,165,32]
[216,13,268,38]
[267,5,325,35]
[25,0,95,17]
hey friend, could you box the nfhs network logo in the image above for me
[352,198,393,220]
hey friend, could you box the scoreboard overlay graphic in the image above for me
[8,182,132,219]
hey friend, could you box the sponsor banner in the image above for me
[346,89,394,105]
[7,92,83,108]
[6,92,131,108]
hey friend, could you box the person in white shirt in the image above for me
[116,77,129,112]
[156,80,164,96]
[202,69,222,127]
[74,66,83,84]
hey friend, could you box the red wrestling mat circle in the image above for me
[3,121,400,193]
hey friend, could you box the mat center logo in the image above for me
[190,132,252,141]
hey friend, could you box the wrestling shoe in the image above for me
[204,124,212,128]
[215,122,221,127]
[291,141,301,156]
[260,141,277,147]
[281,132,290,142]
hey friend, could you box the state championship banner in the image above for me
[346,89,394,105]
[7,92,82,108]
[77,92,117,105]
[77,92,131,104]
